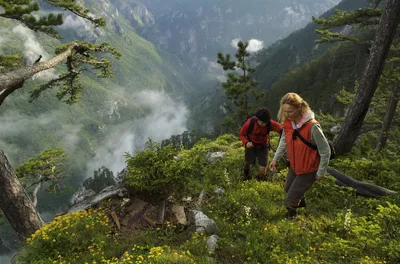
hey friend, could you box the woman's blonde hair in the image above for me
[277,93,311,122]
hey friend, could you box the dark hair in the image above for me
[255,108,271,123]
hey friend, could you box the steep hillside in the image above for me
[255,0,372,113]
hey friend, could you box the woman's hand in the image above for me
[246,142,254,148]
[269,160,277,172]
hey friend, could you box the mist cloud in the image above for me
[12,25,57,80]
[0,110,82,165]
[59,14,94,40]
[85,90,189,178]
[231,38,264,53]
[0,254,12,264]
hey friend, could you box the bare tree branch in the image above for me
[31,176,43,208]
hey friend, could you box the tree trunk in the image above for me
[376,85,399,150]
[334,0,400,154]
[0,151,44,238]
[327,167,397,197]
[157,200,166,223]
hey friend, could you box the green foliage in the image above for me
[123,134,243,202]
[313,7,382,44]
[83,166,116,193]
[123,139,198,202]
[217,40,263,130]
[0,54,24,72]
[16,148,66,195]
[29,41,121,104]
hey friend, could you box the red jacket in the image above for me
[283,119,320,175]
[239,118,282,147]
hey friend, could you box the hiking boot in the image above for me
[298,197,306,208]
[286,207,297,219]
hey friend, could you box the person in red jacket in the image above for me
[269,93,330,218]
[239,108,282,181]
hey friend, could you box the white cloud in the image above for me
[247,39,264,53]
[284,6,296,16]
[12,25,57,80]
[230,38,240,49]
[59,14,93,38]
[230,38,264,53]
[85,91,189,177]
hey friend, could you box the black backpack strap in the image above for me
[266,120,271,136]
[247,117,256,138]
[293,129,317,150]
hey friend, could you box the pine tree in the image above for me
[217,40,263,130]
[16,149,66,207]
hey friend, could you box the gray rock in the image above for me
[205,152,225,163]
[206,234,220,252]
[70,187,96,205]
[68,187,127,213]
[188,210,218,235]
[214,186,224,196]
[330,125,341,134]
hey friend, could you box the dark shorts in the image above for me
[245,146,268,167]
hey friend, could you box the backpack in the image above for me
[293,127,336,160]
[244,116,271,140]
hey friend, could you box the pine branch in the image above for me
[313,8,383,29]
[0,41,120,105]
[46,0,106,28]
[0,0,105,38]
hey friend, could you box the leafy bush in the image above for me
[123,138,204,202]
[19,209,114,263]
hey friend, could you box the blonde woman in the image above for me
[269,93,330,218]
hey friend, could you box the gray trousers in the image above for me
[284,169,316,208]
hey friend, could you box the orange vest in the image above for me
[283,119,320,175]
